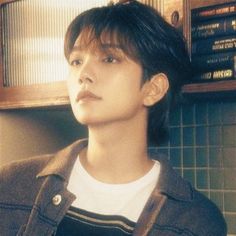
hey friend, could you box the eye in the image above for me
[70,59,83,66]
[103,55,118,63]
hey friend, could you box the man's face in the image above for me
[67,33,149,127]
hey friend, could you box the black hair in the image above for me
[64,0,191,145]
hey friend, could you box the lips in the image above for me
[76,90,102,103]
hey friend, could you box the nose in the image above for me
[78,57,96,85]
[78,74,94,84]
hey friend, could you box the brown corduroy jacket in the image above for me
[0,139,227,236]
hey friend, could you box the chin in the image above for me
[73,115,99,126]
[74,116,90,125]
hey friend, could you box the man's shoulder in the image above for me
[191,190,225,221]
[188,190,227,235]
[0,139,87,189]
[0,153,54,203]
[161,186,227,235]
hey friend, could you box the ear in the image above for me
[142,73,169,107]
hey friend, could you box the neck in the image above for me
[80,116,154,184]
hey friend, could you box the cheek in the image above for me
[67,73,79,99]
[106,83,143,113]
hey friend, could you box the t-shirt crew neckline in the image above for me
[73,156,160,193]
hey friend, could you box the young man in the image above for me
[0,1,226,235]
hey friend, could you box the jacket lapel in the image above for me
[133,152,193,235]
[133,189,167,236]
[22,139,88,236]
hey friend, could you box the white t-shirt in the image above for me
[67,157,160,222]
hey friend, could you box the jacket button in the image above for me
[52,194,62,206]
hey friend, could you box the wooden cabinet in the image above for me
[0,0,71,109]
[0,0,235,110]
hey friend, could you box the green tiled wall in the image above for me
[153,101,236,235]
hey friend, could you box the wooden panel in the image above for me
[190,0,235,9]
[182,80,236,94]
[0,0,18,5]
[155,0,191,51]
[0,4,3,88]
[0,81,70,109]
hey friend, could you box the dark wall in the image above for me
[0,108,87,165]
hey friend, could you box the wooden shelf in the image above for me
[182,80,236,94]
[185,0,236,99]
[0,81,70,110]
[181,80,236,101]
[190,0,234,9]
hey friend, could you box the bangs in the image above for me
[64,6,140,62]
[76,27,138,58]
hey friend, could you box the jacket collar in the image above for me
[37,139,88,181]
[37,139,193,201]
[150,152,193,201]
